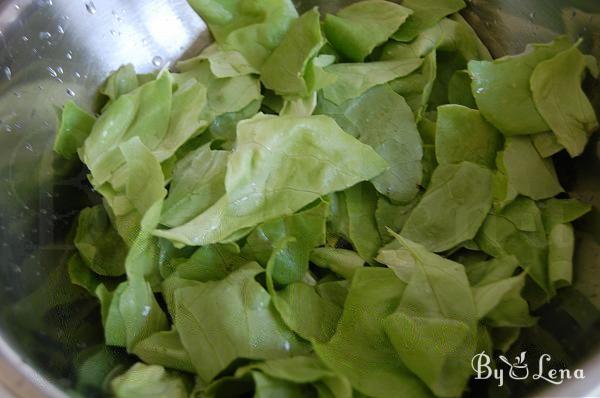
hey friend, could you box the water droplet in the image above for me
[57,25,64,34]
[76,341,87,349]
[25,143,33,151]
[66,50,73,60]
[85,1,96,14]
[476,87,485,94]
[21,35,29,42]
[13,91,21,98]
[56,66,63,75]
[282,341,291,352]
[14,4,20,10]
[111,9,123,22]
[528,11,536,21]
[152,56,163,67]
[66,88,75,97]
[110,29,117,36]
[2,66,11,80]
[39,31,52,40]
[73,71,81,78]
[47,66,57,77]
[142,305,151,316]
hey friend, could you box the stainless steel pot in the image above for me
[0,0,598,397]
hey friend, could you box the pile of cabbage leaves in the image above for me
[53,0,598,397]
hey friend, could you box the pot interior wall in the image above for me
[0,0,599,396]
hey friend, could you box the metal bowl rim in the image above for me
[0,332,65,398]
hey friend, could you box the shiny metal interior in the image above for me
[0,0,599,397]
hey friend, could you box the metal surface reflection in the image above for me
[0,1,208,397]
[0,0,598,397]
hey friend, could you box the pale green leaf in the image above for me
[531,43,599,157]
[501,136,563,200]
[401,162,494,252]
[379,234,477,397]
[261,8,325,97]
[101,64,139,102]
[244,202,327,285]
[548,223,575,288]
[468,37,572,135]
[476,197,551,295]
[161,145,228,227]
[310,248,364,279]
[313,268,430,398]
[155,114,387,246]
[538,198,591,231]
[324,0,412,61]
[53,101,96,160]
[392,0,466,42]
[174,263,308,383]
[74,205,127,276]
[132,327,195,374]
[435,104,502,168]
[323,59,423,105]
[187,0,298,69]
[111,363,188,398]
[82,71,173,185]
